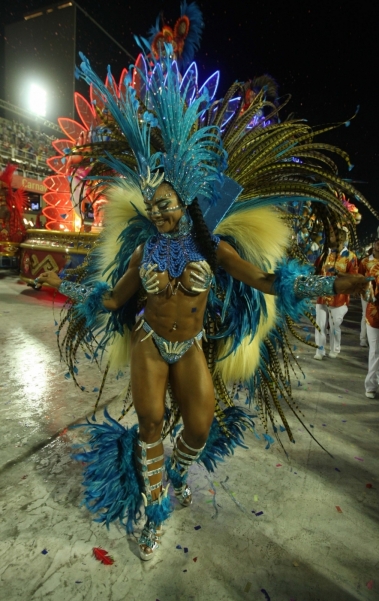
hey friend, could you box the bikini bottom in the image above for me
[136,318,204,364]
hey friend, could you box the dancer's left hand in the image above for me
[334,273,373,296]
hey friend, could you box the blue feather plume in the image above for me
[71,281,111,331]
[199,407,258,472]
[145,495,172,524]
[71,409,142,533]
[180,1,204,69]
[147,14,161,44]
[76,53,160,179]
[206,235,267,359]
[147,54,227,205]
[273,259,314,322]
[165,456,188,489]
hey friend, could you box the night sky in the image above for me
[1,0,378,237]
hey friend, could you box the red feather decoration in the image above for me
[92,547,115,565]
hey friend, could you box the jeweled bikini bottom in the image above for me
[136,319,203,364]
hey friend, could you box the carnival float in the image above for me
[0,164,27,261]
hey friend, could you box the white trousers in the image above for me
[315,304,348,356]
[365,324,379,392]
[360,298,368,343]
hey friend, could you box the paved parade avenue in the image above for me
[0,271,378,601]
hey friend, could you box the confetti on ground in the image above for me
[309,424,314,428]
[183,570,187,573]
[194,525,201,530]
[213,482,220,486]
[355,457,364,461]
[367,580,374,590]
[205,500,213,504]
[59,428,68,436]
[335,468,341,472]
[21,475,28,480]
[276,464,282,468]
[254,495,259,502]
[93,387,99,392]
[261,589,271,600]
[366,483,373,489]
[322,424,327,426]
[41,549,48,555]
[193,557,198,562]
[293,561,299,567]
[75,581,82,584]
[209,489,215,495]
[244,582,252,593]
[255,511,264,516]
[342,420,347,423]
[336,506,343,513]
[184,547,188,553]
[92,547,114,565]
[176,545,182,549]
[251,510,255,514]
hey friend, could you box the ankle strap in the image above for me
[136,453,165,466]
[137,437,162,450]
[179,432,205,454]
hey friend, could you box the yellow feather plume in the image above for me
[94,180,144,373]
[214,206,290,383]
[95,180,145,279]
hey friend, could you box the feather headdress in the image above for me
[75,49,226,206]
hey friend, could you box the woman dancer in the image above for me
[37,50,371,559]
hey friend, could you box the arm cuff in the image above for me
[293,275,336,299]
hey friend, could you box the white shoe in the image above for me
[329,352,339,358]
[365,391,376,399]
[313,354,323,361]
[360,341,368,347]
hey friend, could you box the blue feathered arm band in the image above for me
[59,280,111,329]
[273,260,336,321]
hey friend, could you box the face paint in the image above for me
[144,183,184,233]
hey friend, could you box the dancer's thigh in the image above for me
[169,345,215,438]
[130,330,169,422]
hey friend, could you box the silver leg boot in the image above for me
[136,437,171,561]
[165,432,205,507]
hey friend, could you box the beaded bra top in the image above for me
[141,231,220,277]
[140,231,220,295]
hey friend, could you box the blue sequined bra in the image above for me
[140,232,220,295]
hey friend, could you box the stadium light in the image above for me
[28,84,47,117]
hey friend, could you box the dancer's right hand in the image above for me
[35,271,62,289]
